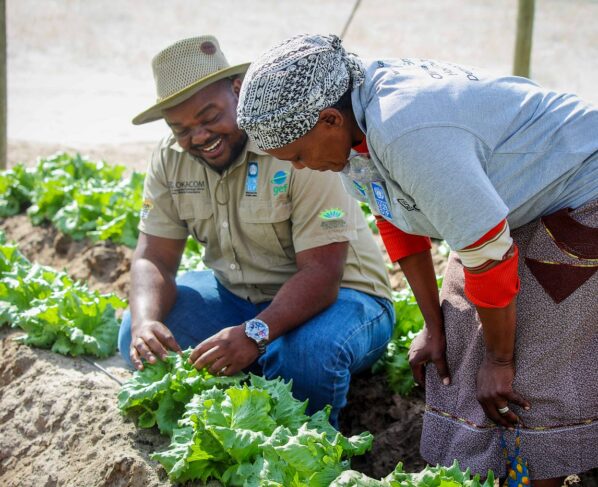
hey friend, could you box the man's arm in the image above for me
[188,241,348,375]
[129,232,187,369]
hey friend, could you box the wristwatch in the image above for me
[244,318,269,355]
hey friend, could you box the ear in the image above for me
[318,108,344,128]
[231,77,243,96]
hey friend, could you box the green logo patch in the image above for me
[319,208,345,220]
[319,208,347,230]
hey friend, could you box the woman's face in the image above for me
[266,109,353,172]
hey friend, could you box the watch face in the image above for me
[246,319,269,342]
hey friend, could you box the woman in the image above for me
[236,34,598,485]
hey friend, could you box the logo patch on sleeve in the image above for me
[140,199,153,219]
[319,208,347,230]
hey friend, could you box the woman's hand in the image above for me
[408,326,450,387]
[476,354,530,427]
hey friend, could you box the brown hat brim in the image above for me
[132,62,250,125]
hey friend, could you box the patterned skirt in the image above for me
[420,199,598,480]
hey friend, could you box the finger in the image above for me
[135,338,157,365]
[505,389,531,411]
[209,357,231,376]
[130,346,144,370]
[493,403,520,428]
[433,356,451,386]
[480,399,511,428]
[155,328,182,359]
[189,338,215,363]
[154,328,182,354]
[143,335,169,361]
[192,346,222,371]
[410,361,426,388]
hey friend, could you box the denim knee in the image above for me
[118,310,133,367]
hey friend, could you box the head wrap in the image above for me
[237,34,365,150]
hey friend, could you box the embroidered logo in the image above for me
[271,170,289,196]
[245,161,259,196]
[353,180,367,198]
[371,181,393,219]
[140,199,153,219]
[397,198,421,212]
[168,180,206,194]
[319,208,347,230]
[319,208,345,220]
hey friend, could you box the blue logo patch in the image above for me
[353,180,367,198]
[371,181,393,219]
[271,170,288,185]
[245,162,258,196]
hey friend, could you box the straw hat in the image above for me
[132,35,250,125]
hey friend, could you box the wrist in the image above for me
[484,350,514,365]
[244,318,269,355]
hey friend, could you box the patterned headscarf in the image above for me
[237,34,365,150]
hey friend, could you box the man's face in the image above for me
[164,78,247,172]
[266,112,352,173]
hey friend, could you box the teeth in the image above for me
[203,138,222,152]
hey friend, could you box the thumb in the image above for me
[433,355,451,386]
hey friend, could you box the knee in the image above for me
[118,310,133,367]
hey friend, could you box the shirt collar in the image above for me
[167,134,263,175]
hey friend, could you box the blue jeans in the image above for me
[118,271,394,427]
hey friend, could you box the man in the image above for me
[118,35,395,426]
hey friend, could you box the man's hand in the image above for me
[408,326,450,387]
[189,325,260,376]
[476,354,530,428]
[130,320,182,370]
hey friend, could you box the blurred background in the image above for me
[5,0,598,167]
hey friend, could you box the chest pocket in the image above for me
[177,200,214,245]
[238,199,294,262]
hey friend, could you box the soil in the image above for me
[0,217,595,486]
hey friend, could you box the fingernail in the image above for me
[524,406,531,411]
[443,378,450,386]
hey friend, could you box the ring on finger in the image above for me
[218,366,228,376]
[498,406,510,415]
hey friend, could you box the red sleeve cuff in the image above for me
[375,215,432,262]
[463,245,520,308]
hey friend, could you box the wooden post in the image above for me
[513,0,535,78]
[0,0,6,169]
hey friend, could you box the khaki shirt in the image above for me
[139,134,392,303]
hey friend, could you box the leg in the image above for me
[118,270,260,366]
[259,288,394,428]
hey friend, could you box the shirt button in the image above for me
[222,221,229,228]
[229,263,236,270]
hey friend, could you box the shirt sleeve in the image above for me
[288,168,359,253]
[385,126,508,250]
[375,215,432,261]
[138,144,189,240]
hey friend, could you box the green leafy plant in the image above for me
[178,237,207,274]
[152,373,372,485]
[0,240,126,357]
[118,350,246,436]
[373,277,443,396]
[359,202,378,234]
[331,460,495,486]
[0,153,144,247]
